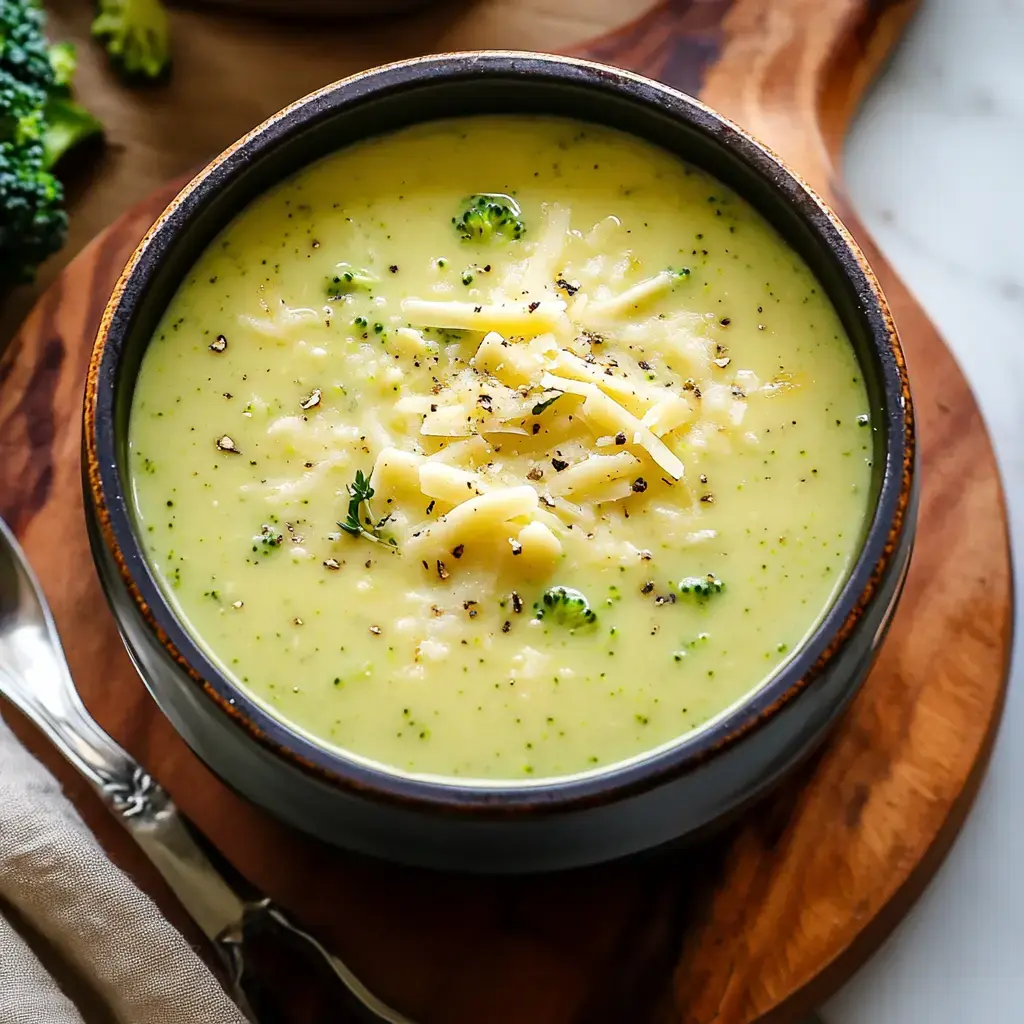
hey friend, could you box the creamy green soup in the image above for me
[129,116,872,781]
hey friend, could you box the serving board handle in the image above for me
[579,0,918,196]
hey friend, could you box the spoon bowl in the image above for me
[0,516,134,793]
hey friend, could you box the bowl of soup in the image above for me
[84,52,915,873]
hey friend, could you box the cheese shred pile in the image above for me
[259,204,776,578]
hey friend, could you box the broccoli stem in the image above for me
[42,96,104,170]
[92,0,172,82]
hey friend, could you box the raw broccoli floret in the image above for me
[0,2,53,96]
[0,141,65,282]
[47,40,77,90]
[677,574,725,599]
[0,1,102,283]
[536,586,597,629]
[325,263,377,299]
[453,193,526,243]
[92,0,171,82]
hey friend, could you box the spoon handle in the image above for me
[0,519,414,1023]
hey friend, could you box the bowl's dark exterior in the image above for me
[83,53,917,874]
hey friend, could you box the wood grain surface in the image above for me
[0,1,1013,1022]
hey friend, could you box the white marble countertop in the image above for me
[824,0,1024,1020]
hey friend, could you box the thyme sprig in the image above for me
[338,470,380,543]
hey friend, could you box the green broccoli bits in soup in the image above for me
[129,116,873,780]
[537,586,598,629]
[454,193,527,243]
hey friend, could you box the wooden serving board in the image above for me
[0,1,1013,1021]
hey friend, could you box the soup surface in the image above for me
[130,116,873,780]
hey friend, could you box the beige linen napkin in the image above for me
[0,712,247,1024]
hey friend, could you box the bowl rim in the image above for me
[84,50,915,817]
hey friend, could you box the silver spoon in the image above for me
[0,515,413,1024]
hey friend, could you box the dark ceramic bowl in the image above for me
[84,52,916,874]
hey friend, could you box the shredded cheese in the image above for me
[518,203,571,298]
[471,330,551,386]
[515,520,563,573]
[418,462,489,504]
[579,270,678,321]
[548,348,664,416]
[404,485,540,560]
[369,447,424,499]
[548,452,640,497]
[355,209,782,574]
[401,298,570,335]
[391,326,429,356]
[541,373,685,479]
[238,304,320,341]
[641,395,694,437]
